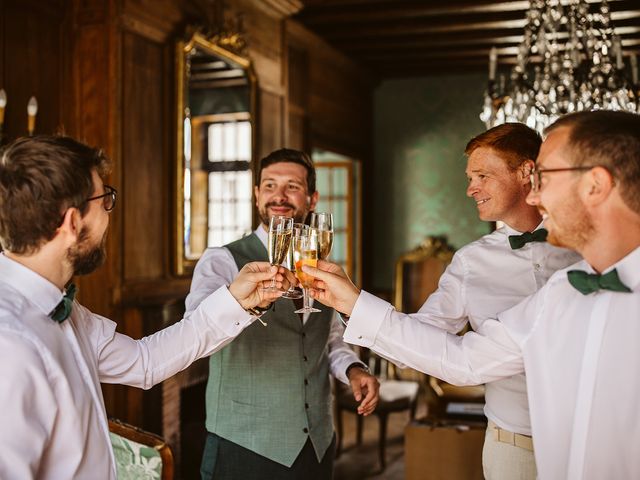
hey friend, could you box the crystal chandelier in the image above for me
[480,0,639,132]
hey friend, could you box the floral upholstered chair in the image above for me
[109,419,174,480]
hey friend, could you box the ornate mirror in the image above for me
[175,29,257,275]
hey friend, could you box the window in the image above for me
[313,150,361,283]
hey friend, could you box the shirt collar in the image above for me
[501,220,546,237]
[599,246,640,291]
[0,253,66,317]
[254,225,268,248]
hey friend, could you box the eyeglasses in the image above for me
[529,166,598,193]
[85,185,117,212]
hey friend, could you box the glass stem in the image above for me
[302,287,310,310]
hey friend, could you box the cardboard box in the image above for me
[405,417,486,480]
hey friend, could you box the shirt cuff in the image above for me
[343,290,392,347]
[198,285,254,335]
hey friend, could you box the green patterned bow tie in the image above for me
[49,283,77,323]
[567,269,631,295]
[508,229,548,250]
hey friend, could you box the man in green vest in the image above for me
[185,148,380,479]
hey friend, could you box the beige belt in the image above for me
[488,420,534,451]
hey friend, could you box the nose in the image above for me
[272,185,288,202]
[466,181,479,198]
[526,188,539,206]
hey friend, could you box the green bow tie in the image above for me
[508,229,548,250]
[567,269,631,295]
[49,283,76,323]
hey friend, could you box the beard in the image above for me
[67,225,107,276]
[544,196,594,251]
[258,201,309,226]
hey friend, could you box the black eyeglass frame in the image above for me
[529,166,600,192]
[85,185,117,212]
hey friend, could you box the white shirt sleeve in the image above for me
[343,290,527,386]
[184,247,238,317]
[0,332,56,479]
[327,311,365,385]
[93,284,254,389]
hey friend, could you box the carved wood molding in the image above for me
[254,0,303,19]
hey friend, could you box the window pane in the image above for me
[332,167,347,196]
[208,123,224,161]
[238,121,251,161]
[223,123,235,161]
[316,169,330,195]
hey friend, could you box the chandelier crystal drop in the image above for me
[480,0,639,133]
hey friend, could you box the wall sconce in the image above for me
[0,89,6,136]
[27,96,38,136]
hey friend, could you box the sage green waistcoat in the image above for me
[205,233,335,467]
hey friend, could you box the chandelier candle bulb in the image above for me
[27,96,38,136]
[0,89,6,128]
[489,47,498,81]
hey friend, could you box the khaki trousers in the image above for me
[482,424,537,480]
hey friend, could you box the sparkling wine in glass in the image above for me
[310,212,334,260]
[281,223,306,299]
[293,229,321,314]
[265,215,293,292]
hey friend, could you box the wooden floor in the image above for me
[333,397,428,480]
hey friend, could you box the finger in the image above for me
[244,261,275,273]
[351,381,363,402]
[301,265,333,283]
[358,384,378,411]
[243,268,278,284]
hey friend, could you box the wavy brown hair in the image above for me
[0,135,111,254]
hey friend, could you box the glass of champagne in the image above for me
[280,223,306,299]
[293,229,321,314]
[265,215,293,292]
[309,212,334,260]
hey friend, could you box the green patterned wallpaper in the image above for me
[372,73,491,291]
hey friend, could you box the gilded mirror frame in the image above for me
[174,30,257,276]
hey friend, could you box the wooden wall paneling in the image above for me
[285,43,309,150]
[258,89,285,160]
[2,1,65,141]
[121,31,165,281]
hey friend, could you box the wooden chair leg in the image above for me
[378,412,388,471]
[356,414,364,446]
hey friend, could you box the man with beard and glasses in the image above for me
[304,110,640,479]
[185,148,379,480]
[0,135,293,480]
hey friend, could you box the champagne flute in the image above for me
[280,223,306,299]
[309,212,334,260]
[293,229,321,314]
[264,215,293,292]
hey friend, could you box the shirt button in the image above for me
[534,263,541,271]
[304,379,309,385]
[303,428,309,433]
[303,356,308,362]
[305,403,309,409]
[302,332,306,338]
[358,335,363,339]
[235,322,240,326]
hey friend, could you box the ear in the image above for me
[582,166,614,206]
[519,160,535,185]
[254,185,260,208]
[309,190,319,211]
[57,207,82,241]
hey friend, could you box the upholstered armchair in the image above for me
[393,236,484,416]
[109,418,174,480]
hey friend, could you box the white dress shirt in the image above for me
[184,226,362,384]
[345,246,640,480]
[383,225,579,434]
[0,253,255,480]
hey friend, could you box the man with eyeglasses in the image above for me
[306,110,640,478]
[0,135,292,479]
